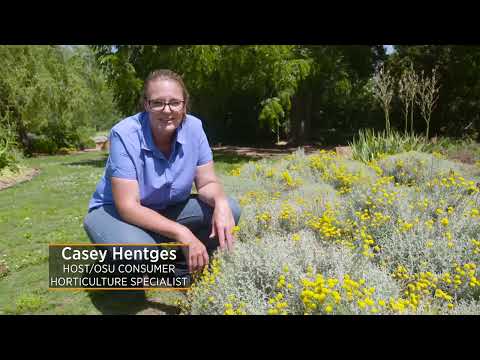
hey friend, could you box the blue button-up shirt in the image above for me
[88,112,213,212]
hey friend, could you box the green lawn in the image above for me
[0,150,253,315]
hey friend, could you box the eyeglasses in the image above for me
[148,99,185,112]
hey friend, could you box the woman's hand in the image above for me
[175,226,209,273]
[210,199,236,252]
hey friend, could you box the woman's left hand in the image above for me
[210,199,236,251]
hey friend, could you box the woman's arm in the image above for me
[194,161,236,251]
[111,177,209,272]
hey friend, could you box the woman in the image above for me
[83,69,241,277]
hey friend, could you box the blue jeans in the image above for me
[83,195,241,274]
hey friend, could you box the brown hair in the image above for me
[142,69,190,113]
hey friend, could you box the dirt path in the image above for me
[212,144,332,158]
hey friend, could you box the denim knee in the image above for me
[227,196,242,225]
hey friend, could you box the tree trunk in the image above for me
[290,86,312,146]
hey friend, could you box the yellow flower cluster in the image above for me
[180,258,223,313]
[308,151,337,172]
[398,219,415,233]
[300,273,387,314]
[367,159,383,176]
[424,219,434,230]
[427,172,479,194]
[332,165,361,194]
[196,257,221,286]
[470,208,480,218]
[281,170,302,188]
[256,211,272,228]
[308,152,353,190]
[388,262,480,312]
[224,295,247,315]
[367,176,401,207]
[393,265,410,280]
[470,239,480,255]
[355,207,391,228]
[306,206,342,239]
[453,263,479,288]
[239,190,268,207]
[267,292,289,315]
[268,266,293,315]
[279,202,297,228]
[300,274,342,314]
[231,225,240,235]
[440,217,449,226]
[403,272,442,310]
[229,166,242,177]
[357,226,377,258]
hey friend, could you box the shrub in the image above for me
[0,121,21,171]
[349,128,430,163]
[181,148,480,315]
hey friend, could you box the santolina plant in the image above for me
[180,148,480,315]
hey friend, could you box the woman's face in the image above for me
[144,79,186,136]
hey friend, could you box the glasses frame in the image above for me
[147,99,185,112]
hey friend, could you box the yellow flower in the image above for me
[365,298,374,306]
[231,225,240,235]
[440,218,449,226]
[425,219,434,229]
[229,167,241,177]
[292,233,301,242]
[325,305,333,313]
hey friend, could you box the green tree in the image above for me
[0,45,120,154]
[388,45,480,139]
[91,45,385,145]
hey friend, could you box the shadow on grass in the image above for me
[87,290,181,315]
[62,152,256,169]
[63,154,109,168]
[82,268,181,315]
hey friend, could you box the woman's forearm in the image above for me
[197,181,228,207]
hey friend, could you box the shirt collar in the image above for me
[140,112,187,152]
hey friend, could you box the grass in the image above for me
[0,150,254,315]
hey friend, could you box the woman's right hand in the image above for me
[175,226,209,273]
